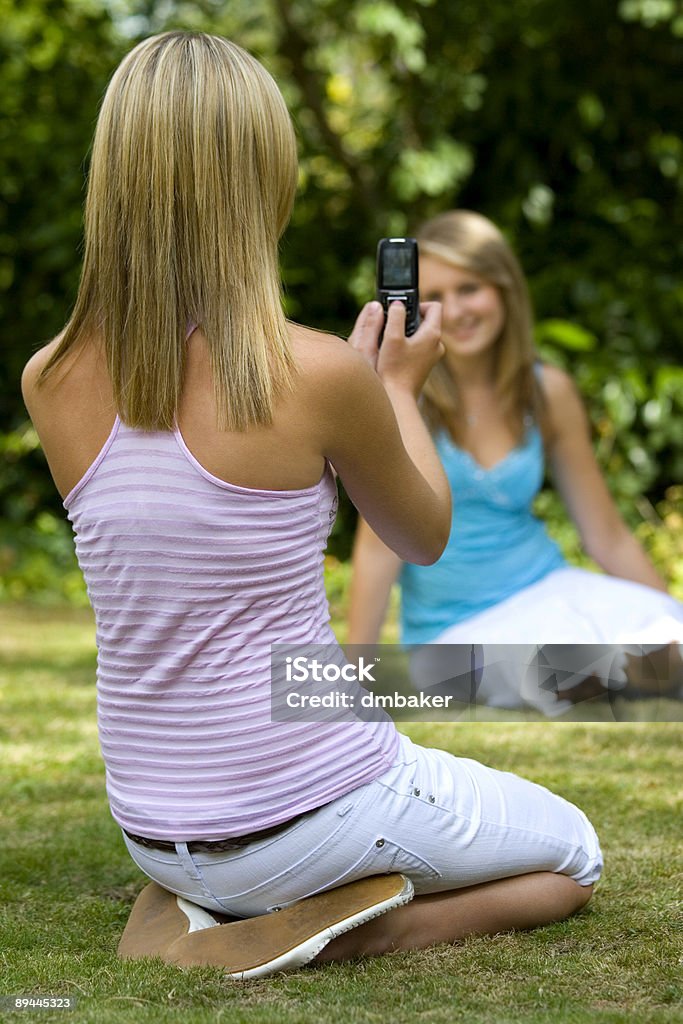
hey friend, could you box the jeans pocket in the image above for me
[294,836,442,906]
[190,815,362,915]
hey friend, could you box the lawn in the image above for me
[1,602,681,1024]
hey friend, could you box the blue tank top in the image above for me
[400,422,566,644]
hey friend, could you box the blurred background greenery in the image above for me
[1,0,682,604]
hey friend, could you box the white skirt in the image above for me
[417,568,683,716]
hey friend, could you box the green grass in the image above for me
[1,603,682,1024]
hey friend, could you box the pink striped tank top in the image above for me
[64,417,399,840]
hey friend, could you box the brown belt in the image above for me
[124,811,308,854]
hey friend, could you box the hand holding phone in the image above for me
[348,236,443,394]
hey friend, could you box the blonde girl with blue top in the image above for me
[349,211,683,712]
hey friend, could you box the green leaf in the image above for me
[535,319,598,352]
[391,138,473,201]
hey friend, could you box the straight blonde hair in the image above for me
[39,32,299,431]
[417,210,547,444]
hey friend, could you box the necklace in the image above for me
[462,386,496,429]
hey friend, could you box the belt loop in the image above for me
[175,842,217,903]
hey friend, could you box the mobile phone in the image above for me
[376,237,420,341]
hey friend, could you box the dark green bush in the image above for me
[3,0,682,601]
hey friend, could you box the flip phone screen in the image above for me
[376,237,420,340]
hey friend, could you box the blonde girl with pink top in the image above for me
[22,31,601,978]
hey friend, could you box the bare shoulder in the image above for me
[288,321,380,399]
[538,362,581,403]
[21,336,64,403]
[22,332,111,441]
[538,362,588,429]
[286,320,393,455]
[290,321,367,369]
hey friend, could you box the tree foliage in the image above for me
[1,0,682,597]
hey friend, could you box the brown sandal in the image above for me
[118,874,414,979]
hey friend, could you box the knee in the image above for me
[572,881,594,912]
[579,882,594,904]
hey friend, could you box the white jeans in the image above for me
[123,733,602,917]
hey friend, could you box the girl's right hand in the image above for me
[348,300,444,397]
[377,300,444,397]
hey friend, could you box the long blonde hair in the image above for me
[417,210,547,444]
[39,31,298,431]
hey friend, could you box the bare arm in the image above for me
[348,518,403,644]
[317,301,451,565]
[544,365,667,592]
